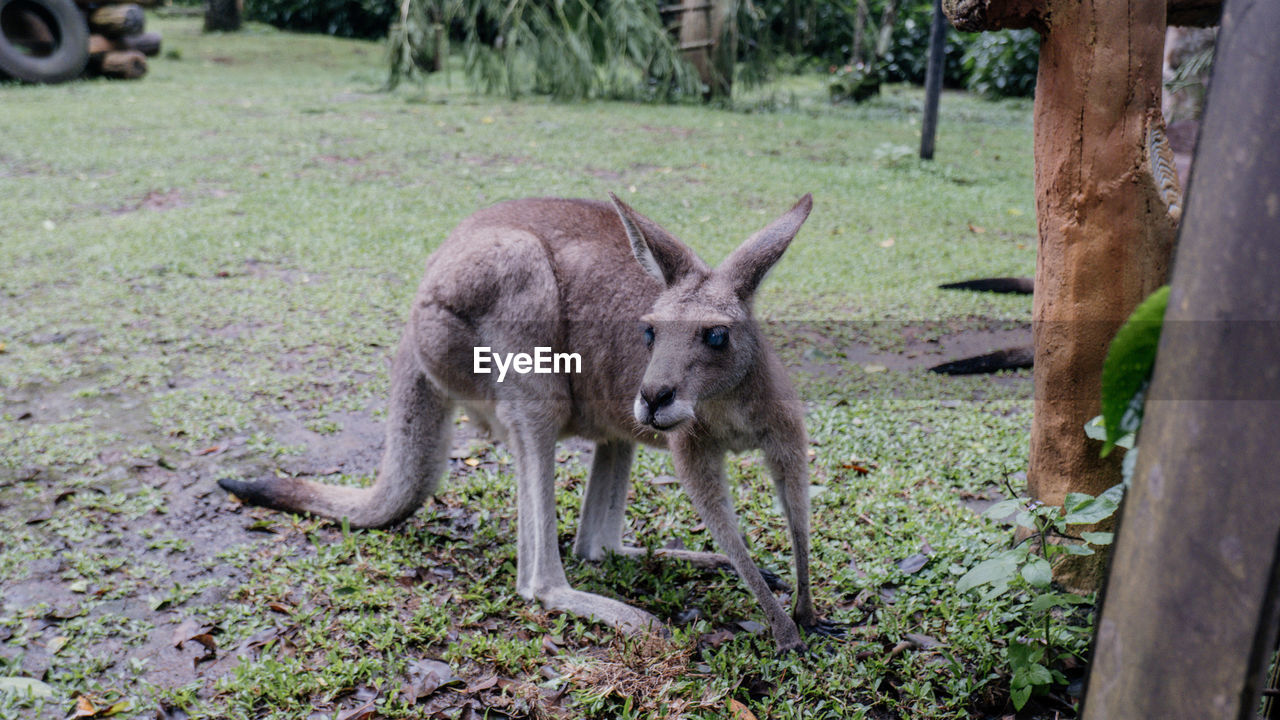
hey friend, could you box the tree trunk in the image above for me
[1026,0,1180,588]
[204,0,242,33]
[88,4,145,38]
[1082,0,1280,713]
[98,49,147,79]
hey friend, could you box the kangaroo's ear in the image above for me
[609,193,704,286]
[720,193,813,299]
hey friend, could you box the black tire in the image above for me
[0,0,89,83]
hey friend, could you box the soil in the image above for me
[0,321,1031,710]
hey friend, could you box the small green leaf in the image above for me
[1081,531,1114,545]
[1062,485,1124,525]
[1029,592,1070,613]
[1100,286,1169,456]
[957,550,1023,593]
[1011,684,1032,710]
[1021,557,1052,588]
[982,499,1022,520]
[0,677,54,697]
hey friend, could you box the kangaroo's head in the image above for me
[608,193,813,432]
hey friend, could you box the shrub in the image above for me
[246,0,394,39]
[962,28,1039,98]
[878,2,969,87]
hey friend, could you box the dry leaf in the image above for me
[967,223,986,234]
[69,696,98,719]
[727,698,757,720]
[463,457,480,467]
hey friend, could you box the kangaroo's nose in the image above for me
[642,386,675,413]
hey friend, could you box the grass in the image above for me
[0,17,1053,720]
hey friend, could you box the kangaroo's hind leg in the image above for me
[502,412,661,636]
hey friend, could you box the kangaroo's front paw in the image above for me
[757,567,792,593]
[801,618,847,639]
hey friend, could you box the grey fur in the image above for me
[219,193,822,651]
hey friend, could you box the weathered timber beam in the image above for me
[945,0,1220,32]
[941,0,1043,32]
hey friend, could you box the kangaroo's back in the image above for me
[412,198,663,442]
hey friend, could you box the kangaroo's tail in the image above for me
[219,336,453,529]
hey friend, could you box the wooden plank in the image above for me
[1082,0,1280,715]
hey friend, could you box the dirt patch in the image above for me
[113,189,189,215]
[773,322,1032,376]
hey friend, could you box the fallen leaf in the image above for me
[842,462,871,475]
[194,445,223,456]
[402,659,462,702]
[863,364,887,373]
[878,238,895,248]
[905,633,944,649]
[465,675,497,694]
[727,698,758,720]
[736,620,766,635]
[0,677,53,697]
[267,601,293,615]
[897,554,929,574]
[170,619,202,649]
[336,696,377,720]
[649,474,679,486]
[69,696,98,719]
[463,457,480,467]
[47,636,68,654]
[699,628,735,649]
[967,223,986,234]
[540,635,560,655]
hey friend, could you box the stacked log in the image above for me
[77,0,163,80]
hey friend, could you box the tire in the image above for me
[0,0,89,83]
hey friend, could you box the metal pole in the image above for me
[919,0,947,159]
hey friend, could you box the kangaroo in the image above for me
[219,193,837,652]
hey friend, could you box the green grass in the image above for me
[0,17,1048,720]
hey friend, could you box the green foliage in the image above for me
[877,2,967,87]
[1100,286,1170,456]
[388,0,701,100]
[962,28,1039,98]
[828,62,881,103]
[957,477,1122,710]
[246,0,394,38]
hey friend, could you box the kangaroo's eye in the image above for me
[703,326,729,349]
[642,325,655,348]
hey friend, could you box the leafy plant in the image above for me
[961,28,1039,98]
[1098,285,1169,456]
[387,0,702,101]
[957,476,1119,710]
[246,0,394,38]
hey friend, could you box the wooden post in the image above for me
[943,0,1181,588]
[678,0,732,99]
[919,0,947,159]
[1083,0,1280,713]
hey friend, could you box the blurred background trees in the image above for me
[239,0,1041,102]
